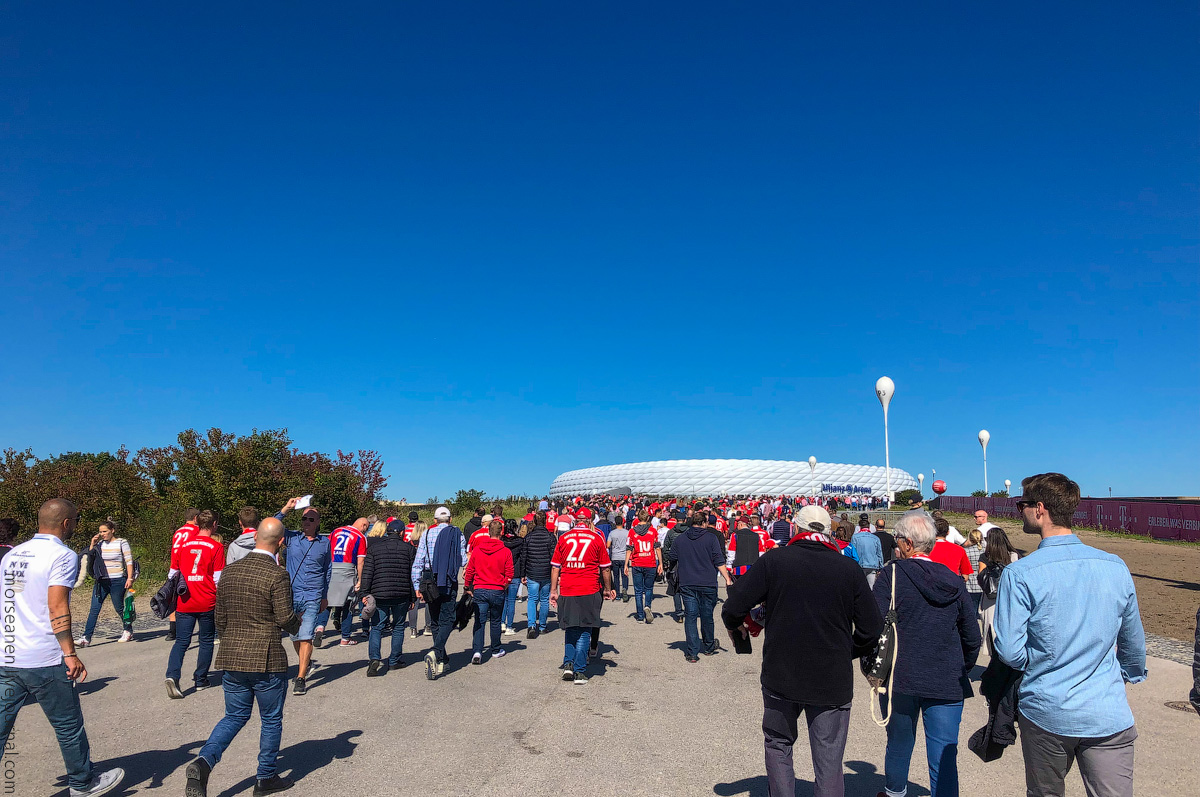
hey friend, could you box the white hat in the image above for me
[434,506,451,521]
[481,514,494,525]
[795,505,831,533]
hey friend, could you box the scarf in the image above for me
[788,531,840,554]
[431,525,464,588]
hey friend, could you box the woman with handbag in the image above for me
[77,519,136,645]
[871,511,982,797]
[975,528,1020,657]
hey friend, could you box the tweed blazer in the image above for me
[214,551,301,673]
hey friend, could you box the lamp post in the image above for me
[978,430,990,494]
[808,456,817,498]
[875,377,895,507]
[1004,479,1011,497]
[918,473,924,497]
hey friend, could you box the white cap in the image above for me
[481,514,494,525]
[434,506,451,521]
[795,505,831,533]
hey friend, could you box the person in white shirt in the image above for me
[933,510,967,545]
[0,499,125,797]
[973,510,999,539]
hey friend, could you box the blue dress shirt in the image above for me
[994,534,1146,737]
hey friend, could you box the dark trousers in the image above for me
[679,585,718,658]
[1018,714,1136,797]
[428,586,458,663]
[84,579,131,638]
[0,665,94,790]
[762,688,852,797]
[471,588,504,654]
[166,610,216,684]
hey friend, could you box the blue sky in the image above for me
[2,3,1196,501]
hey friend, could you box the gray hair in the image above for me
[894,511,937,554]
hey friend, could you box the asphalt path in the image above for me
[10,591,1200,797]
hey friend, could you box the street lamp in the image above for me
[918,473,924,497]
[1004,479,1011,497]
[978,430,990,494]
[875,376,895,507]
[808,456,817,498]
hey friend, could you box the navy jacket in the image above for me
[668,527,725,588]
[872,558,982,701]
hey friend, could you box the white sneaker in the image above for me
[117,631,133,643]
[75,637,90,647]
[502,626,517,637]
[70,767,124,797]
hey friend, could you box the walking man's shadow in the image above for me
[214,729,363,797]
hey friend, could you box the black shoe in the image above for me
[674,616,684,624]
[184,757,211,797]
[253,774,294,796]
[560,663,575,681]
[193,679,211,691]
[702,646,721,657]
[366,660,384,677]
[292,676,306,695]
[685,655,699,663]
[621,594,631,603]
[311,628,324,648]
[526,628,536,639]
[391,658,410,669]
[573,671,590,685]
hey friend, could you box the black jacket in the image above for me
[722,539,883,706]
[872,559,982,701]
[523,527,556,582]
[502,532,526,580]
[668,527,724,588]
[464,516,484,538]
[360,534,416,604]
[968,657,1023,762]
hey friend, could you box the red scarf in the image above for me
[788,531,840,553]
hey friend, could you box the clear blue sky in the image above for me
[2,3,1196,501]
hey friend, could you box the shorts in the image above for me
[290,599,322,641]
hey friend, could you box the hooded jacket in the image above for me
[463,537,515,592]
[872,558,982,701]
[501,532,526,581]
[226,530,258,565]
[667,526,725,588]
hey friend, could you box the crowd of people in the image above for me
[0,473,1195,797]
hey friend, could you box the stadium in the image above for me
[548,458,919,499]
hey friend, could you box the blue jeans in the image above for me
[679,585,718,658]
[198,671,287,780]
[632,566,657,619]
[472,588,505,654]
[0,665,93,789]
[428,585,458,663]
[289,599,322,641]
[503,580,520,628]
[84,579,131,637]
[883,693,964,797]
[526,579,550,630]
[611,563,629,594]
[562,627,591,671]
[368,602,407,666]
[166,610,216,684]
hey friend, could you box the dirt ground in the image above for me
[945,512,1200,642]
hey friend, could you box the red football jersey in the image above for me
[551,526,612,597]
[627,528,660,568]
[172,534,224,613]
[171,523,198,557]
[469,529,491,551]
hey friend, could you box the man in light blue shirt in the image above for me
[850,521,884,586]
[994,472,1146,797]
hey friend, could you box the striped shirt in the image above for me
[96,538,133,581]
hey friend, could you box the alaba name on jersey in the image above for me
[551,526,612,597]
[331,526,367,564]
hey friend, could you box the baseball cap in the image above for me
[796,505,832,533]
[386,519,405,536]
[575,507,594,520]
[481,514,494,525]
[408,511,419,521]
[434,506,451,521]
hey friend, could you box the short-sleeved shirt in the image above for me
[1,534,79,668]
[331,526,367,564]
[171,523,198,557]
[930,539,973,577]
[551,526,612,597]
[172,535,225,613]
[469,529,492,552]
[607,527,629,561]
[627,527,661,568]
[404,522,418,544]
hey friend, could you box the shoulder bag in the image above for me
[861,561,900,727]
[419,531,440,602]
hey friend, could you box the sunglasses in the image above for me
[301,517,318,523]
[1015,500,1039,511]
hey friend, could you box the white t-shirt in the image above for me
[2,534,79,668]
[976,522,999,539]
[945,525,966,545]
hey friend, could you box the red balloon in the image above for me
[932,480,947,495]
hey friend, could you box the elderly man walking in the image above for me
[273,498,330,695]
[722,505,882,797]
[412,506,467,680]
[185,517,301,797]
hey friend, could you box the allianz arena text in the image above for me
[548,458,919,499]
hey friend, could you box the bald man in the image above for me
[0,499,125,796]
[187,516,301,797]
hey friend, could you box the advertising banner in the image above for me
[939,496,1200,542]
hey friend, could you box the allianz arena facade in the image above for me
[548,458,919,499]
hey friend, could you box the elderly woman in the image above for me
[872,511,981,797]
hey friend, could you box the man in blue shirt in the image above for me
[994,472,1146,797]
[850,521,884,586]
[274,498,330,696]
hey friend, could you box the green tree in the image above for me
[971,490,988,497]
[451,489,486,514]
[894,489,922,506]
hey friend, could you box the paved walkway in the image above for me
[12,594,1200,796]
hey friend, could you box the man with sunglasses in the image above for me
[994,473,1146,797]
[275,497,330,696]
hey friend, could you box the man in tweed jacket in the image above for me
[185,518,301,797]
